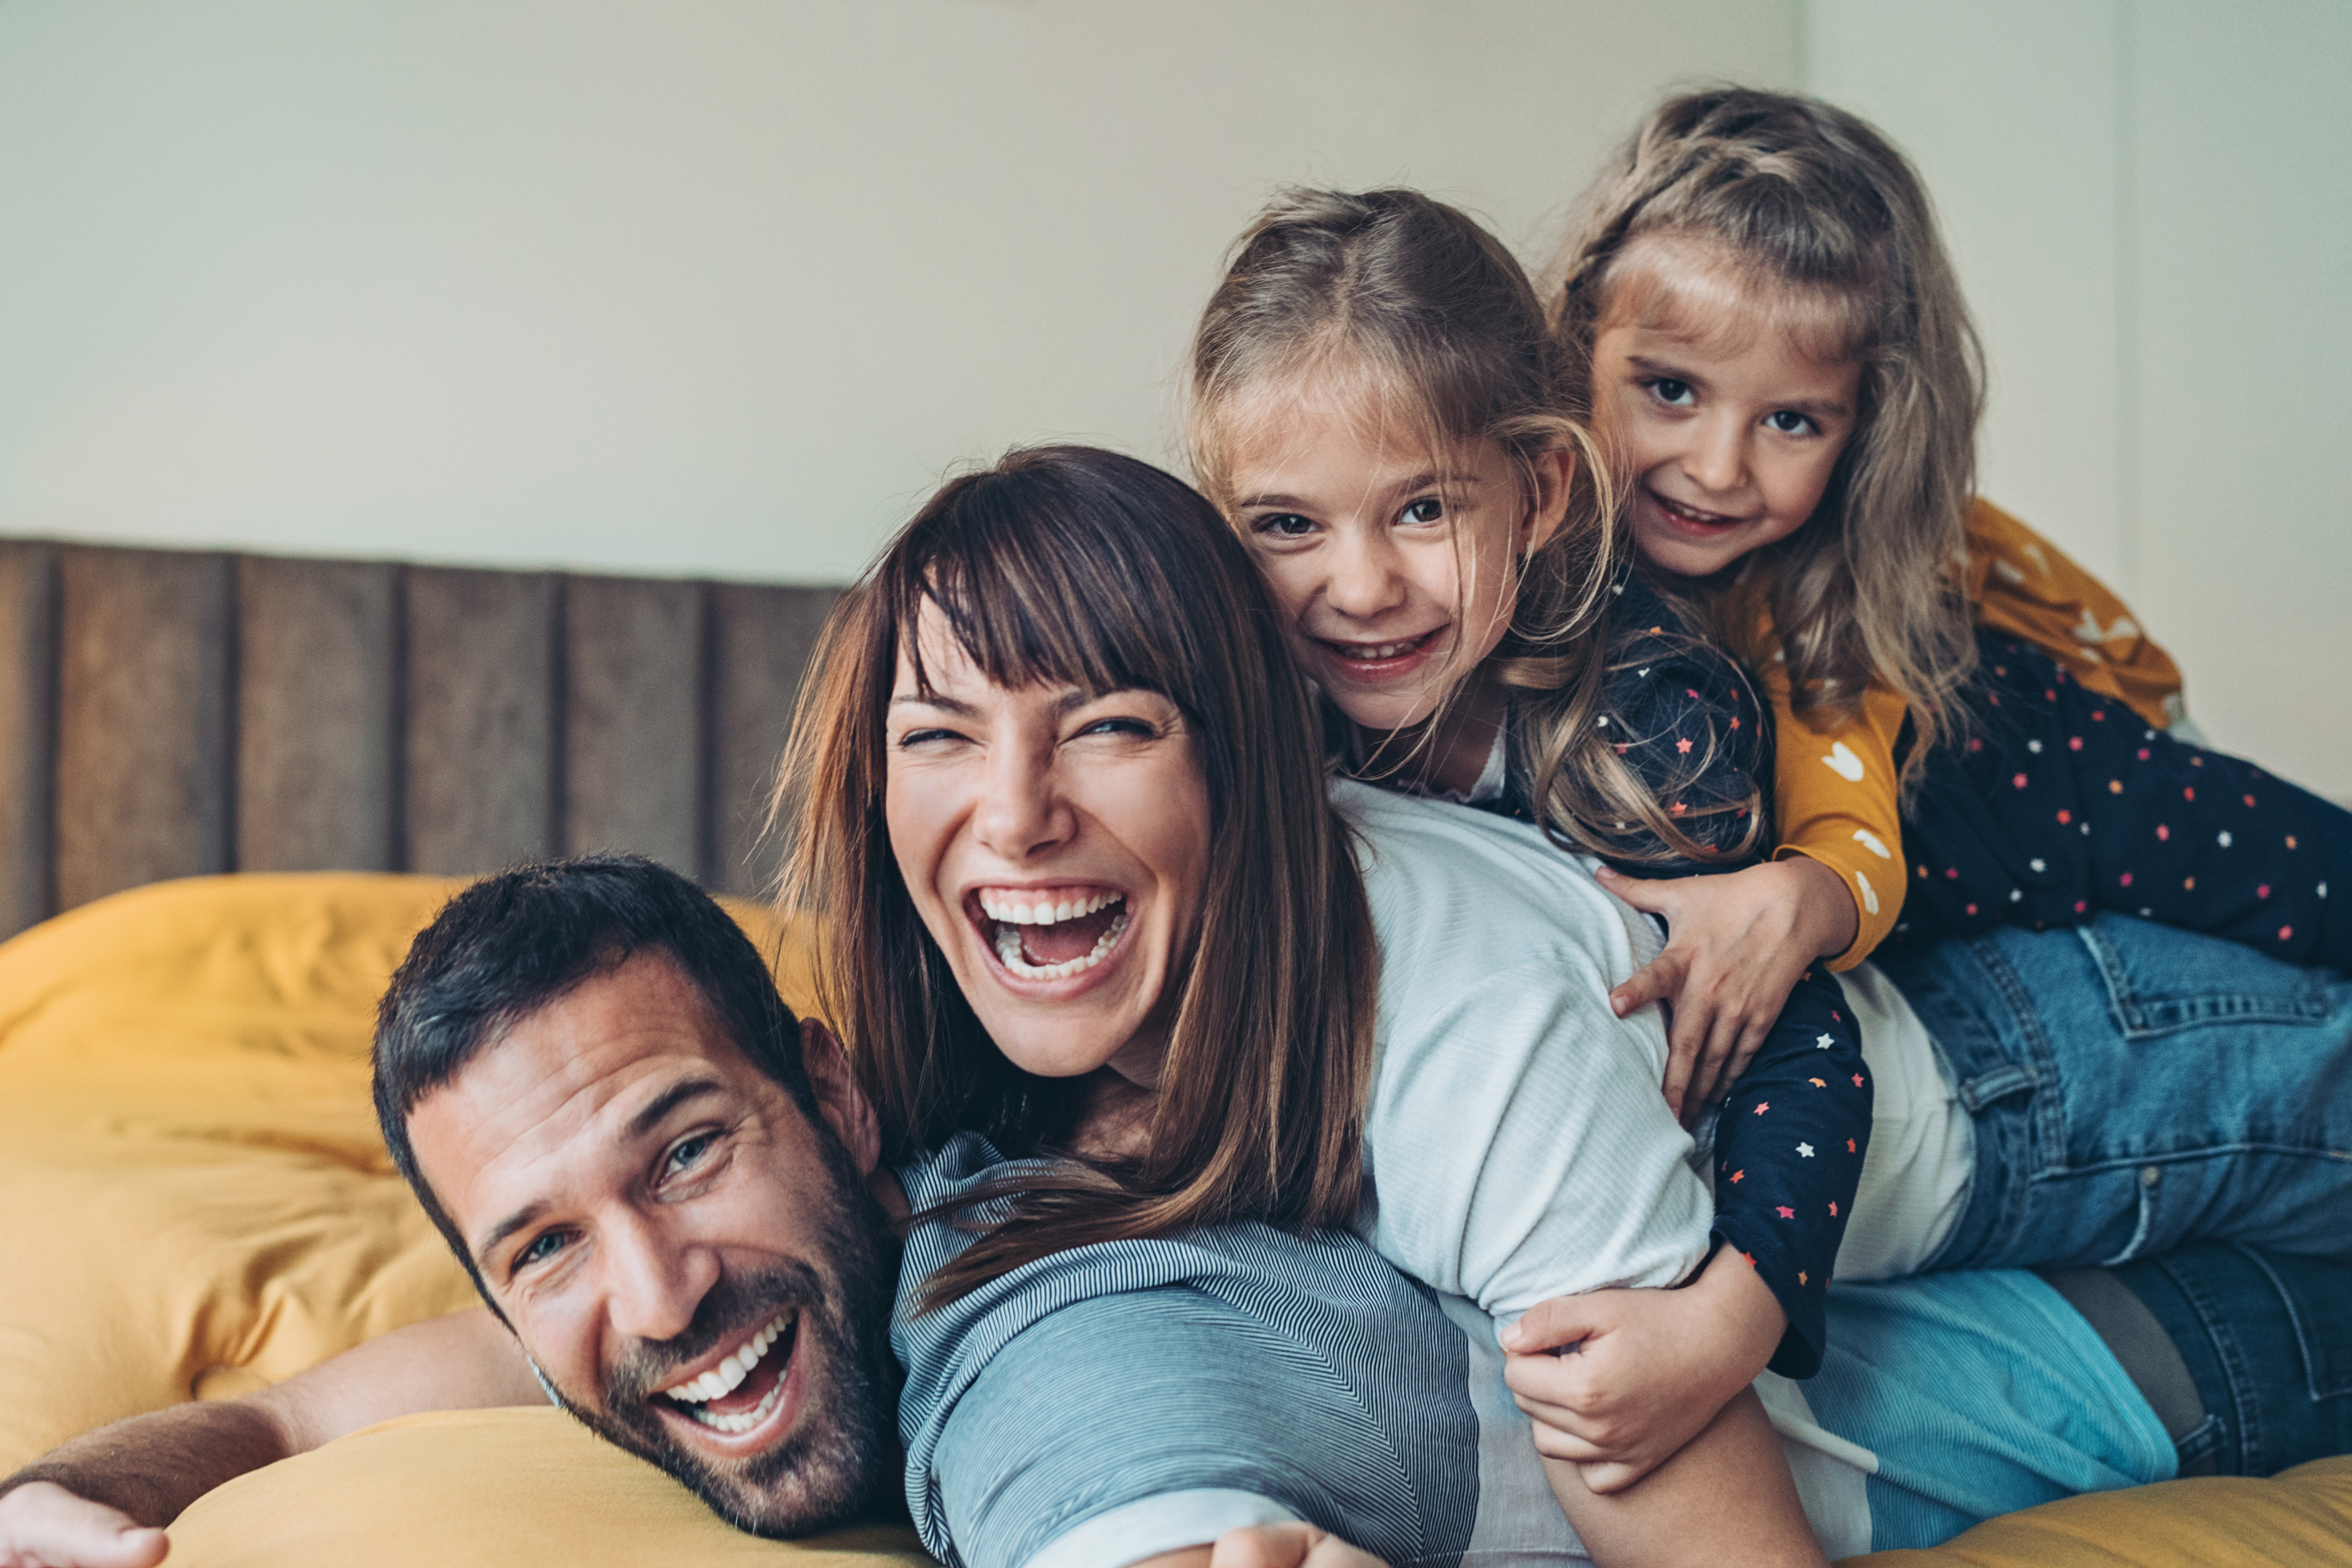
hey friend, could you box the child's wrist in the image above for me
[1779,853,1862,958]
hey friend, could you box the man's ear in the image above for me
[1520,447,1579,555]
[799,1016,881,1178]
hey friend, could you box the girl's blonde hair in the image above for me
[1550,88,1985,773]
[772,446,1378,1311]
[1187,187,1748,866]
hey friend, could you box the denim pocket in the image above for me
[2079,919,2334,1040]
[2246,1247,2352,1401]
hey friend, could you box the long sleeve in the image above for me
[1760,659,1911,970]
[1963,499,2185,731]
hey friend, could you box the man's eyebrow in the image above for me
[469,1077,729,1272]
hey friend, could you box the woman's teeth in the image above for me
[661,1313,790,1407]
[984,898,1129,980]
[977,889,1122,925]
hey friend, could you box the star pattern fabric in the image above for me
[1487,572,1871,1380]
[1890,632,2350,971]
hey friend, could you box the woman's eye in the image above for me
[1075,716,1155,740]
[1254,513,1316,540]
[893,726,960,749]
[1400,497,1446,525]
[1764,409,1816,435]
[1648,378,1695,407]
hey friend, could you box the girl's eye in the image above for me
[1764,409,1817,436]
[1400,497,1446,525]
[1648,377,1695,408]
[662,1132,717,1178]
[1254,513,1317,540]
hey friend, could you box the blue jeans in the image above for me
[1875,913,2352,1271]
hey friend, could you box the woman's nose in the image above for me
[972,733,1072,860]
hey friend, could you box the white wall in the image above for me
[1806,0,2352,795]
[0,0,1795,585]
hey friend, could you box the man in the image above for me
[0,858,2343,1566]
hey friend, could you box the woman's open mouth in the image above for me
[1313,627,1445,683]
[972,886,1130,982]
[655,1310,799,1442]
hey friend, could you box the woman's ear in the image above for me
[799,1016,881,1178]
[1520,447,1579,555]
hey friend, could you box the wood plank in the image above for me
[0,542,57,938]
[708,584,840,896]
[404,568,557,875]
[54,547,233,911]
[563,575,703,876]
[236,556,400,872]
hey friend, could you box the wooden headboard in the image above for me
[0,539,840,942]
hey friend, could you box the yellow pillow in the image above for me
[1837,1456,2352,1567]
[167,1408,935,1568]
[0,872,810,1471]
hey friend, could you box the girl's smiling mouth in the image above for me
[1645,488,1755,536]
[968,885,1132,984]
[1313,627,1447,683]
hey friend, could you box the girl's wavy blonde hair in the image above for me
[1548,87,1985,779]
[1187,186,1752,866]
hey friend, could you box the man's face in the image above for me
[406,953,898,1536]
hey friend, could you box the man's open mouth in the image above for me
[974,887,1129,981]
[657,1310,798,1436]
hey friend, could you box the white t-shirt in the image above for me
[1835,962,1974,1278]
[1335,778,1717,1317]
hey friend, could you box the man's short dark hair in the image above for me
[372,854,813,1296]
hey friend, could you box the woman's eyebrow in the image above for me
[889,691,978,715]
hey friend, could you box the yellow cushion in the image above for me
[0,872,809,1471]
[167,1407,935,1566]
[1838,1456,2352,1566]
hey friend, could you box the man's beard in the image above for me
[542,1157,902,1537]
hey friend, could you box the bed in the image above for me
[0,536,2345,1567]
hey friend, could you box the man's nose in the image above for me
[604,1211,717,1346]
[1324,526,1408,621]
[971,732,1073,861]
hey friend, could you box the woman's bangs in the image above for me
[888,473,1205,721]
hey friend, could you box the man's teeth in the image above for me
[977,888,1123,925]
[688,1376,786,1434]
[660,1313,789,1405]
[993,905,1129,980]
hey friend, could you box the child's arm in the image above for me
[1538,1387,1826,1568]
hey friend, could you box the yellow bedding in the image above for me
[2,872,2345,1566]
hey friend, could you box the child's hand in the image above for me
[1595,858,1859,1127]
[1497,1245,1786,1494]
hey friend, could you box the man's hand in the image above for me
[1596,858,1858,1127]
[0,1481,168,1568]
[1498,1245,1786,1493]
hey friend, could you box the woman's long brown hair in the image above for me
[771,446,1379,1309]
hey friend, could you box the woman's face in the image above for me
[882,601,1212,1088]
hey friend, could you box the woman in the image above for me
[774,444,2352,1563]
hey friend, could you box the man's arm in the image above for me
[0,1308,542,1565]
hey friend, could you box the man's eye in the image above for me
[1401,497,1445,525]
[1649,378,1695,407]
[663,1132,717,1177]
[1764,409,1817,435]
[1254,513,1316,539]
[515,1231,569,1271]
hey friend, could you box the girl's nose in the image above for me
[972,731,1073,861]
[604,1213,717,1347]
[1683,415,1750,496]
[1323,527,1409,621]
